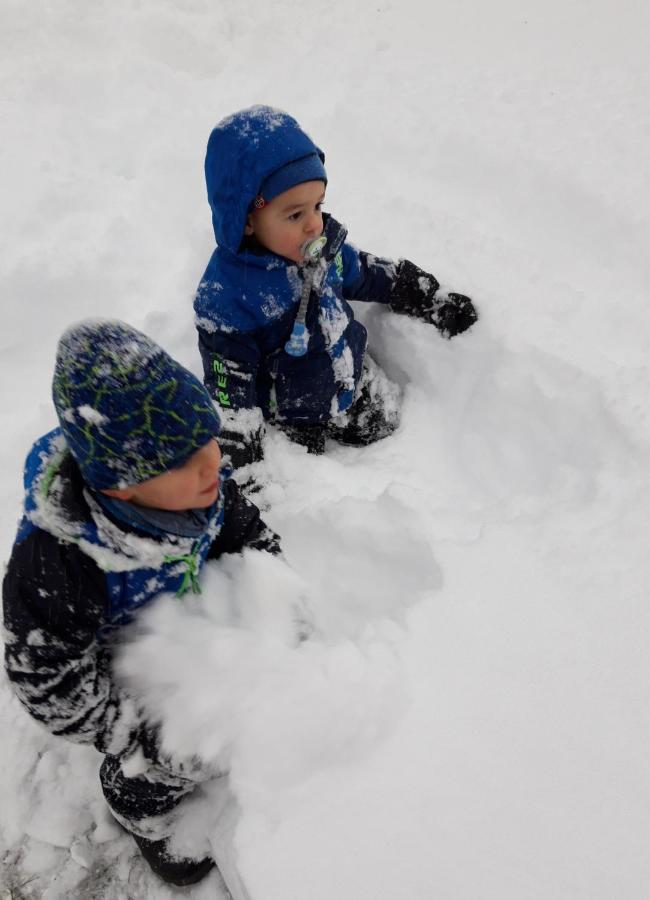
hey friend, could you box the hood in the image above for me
[21,430,223,573]
[205,105,325,254]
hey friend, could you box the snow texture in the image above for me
[1,0,650,898]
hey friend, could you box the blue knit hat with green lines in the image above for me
[52,319,221,490]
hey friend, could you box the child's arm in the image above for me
[341,244,477,338]
[197,327,265,469]
[2,531,143,756]
[208,478,281,558]
[340,243,398,303]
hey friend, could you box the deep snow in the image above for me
[1,1,649,898]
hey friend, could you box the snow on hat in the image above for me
[52,319,221,490]
[254,152,327,209]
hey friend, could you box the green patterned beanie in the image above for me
[52,319,221,489]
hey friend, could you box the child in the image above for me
[2,319,279,887]
[194,104,477,468]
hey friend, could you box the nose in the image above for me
[304,209,322,237]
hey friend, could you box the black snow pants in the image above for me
[283,354,401,453]
[100,754,198,840]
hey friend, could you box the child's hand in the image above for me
[219,423,264,469]
[431,291,478,338]
[390,259,478,338]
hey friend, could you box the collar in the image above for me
[93,491,216,539]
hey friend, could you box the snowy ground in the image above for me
[1,0,649,897]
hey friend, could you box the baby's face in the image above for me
[245,180,325,263]
[102,438,222,511]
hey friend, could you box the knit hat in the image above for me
[52,319,221,490]
[254,152,327,209]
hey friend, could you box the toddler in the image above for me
[2,319,279,886]
[194,105,477,468]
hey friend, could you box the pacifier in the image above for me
[300,235,327,264]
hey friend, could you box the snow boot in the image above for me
[132,832,215,886]
[282,422,327,454]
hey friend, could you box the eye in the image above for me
[316,201,324,211]
[288,211,302,222]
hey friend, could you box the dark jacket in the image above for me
[194,107,398,428]
[195,214,397,427]
[2,429,279,758]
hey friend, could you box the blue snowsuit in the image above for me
[193,106,401,461]
[2,429,279,838]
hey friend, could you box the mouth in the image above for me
[200,480,219,495]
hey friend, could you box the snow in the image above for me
[1,0,650,897]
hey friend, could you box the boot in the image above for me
[282,422,327,454]
[132,832,215,886]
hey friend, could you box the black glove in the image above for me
[218,424,264,470]
[390,259,478,338]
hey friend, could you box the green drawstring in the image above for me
[40,450,68,499]
[164,541,202,597]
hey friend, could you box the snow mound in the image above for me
[114,537,421,799]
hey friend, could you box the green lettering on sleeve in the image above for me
[212,356,231,407]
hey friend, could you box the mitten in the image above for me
[217,406,265,470]
[218,424,264,469]
[390,259,478,338]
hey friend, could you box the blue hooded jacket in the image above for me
[194,106,397,427]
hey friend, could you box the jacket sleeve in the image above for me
[2,529,142,756]
[340,241,398,304]
[197,327,266,469]
[208,478,281,558]
[197,325,261,411]
[341,246,478,338]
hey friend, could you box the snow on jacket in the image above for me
[2,429,279,757]
[194,107,398,426]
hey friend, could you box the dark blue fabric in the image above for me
[52,320,221,491]
[93,491,215,540]
[196,106,399,427]
[195,214,396,425]
[259,152,327,204]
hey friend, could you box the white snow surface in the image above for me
[1,0,650,897]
